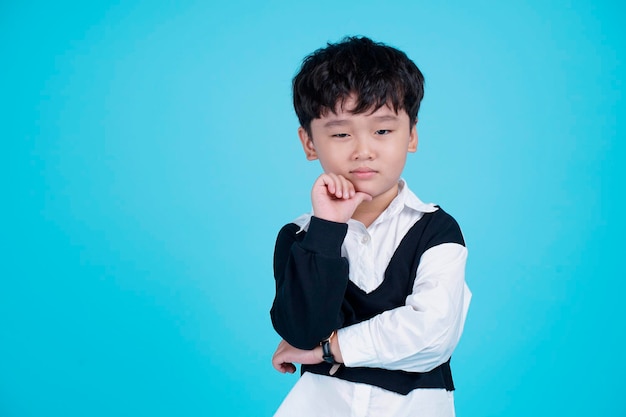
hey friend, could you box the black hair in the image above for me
[293,36,425,135]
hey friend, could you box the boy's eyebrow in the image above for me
[322,114,399,128]
[372,115,400,122]
[323,119,351,128]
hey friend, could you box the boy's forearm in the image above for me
[337,243,470,372]
[271,217,350,349]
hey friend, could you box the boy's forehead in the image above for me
[321,95,396,116]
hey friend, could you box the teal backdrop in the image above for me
[2,1,624,416]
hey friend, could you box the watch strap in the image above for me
[321,331,338,365]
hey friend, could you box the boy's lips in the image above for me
[350,167,377,179]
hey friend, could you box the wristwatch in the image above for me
[321,331,341,375]
[321,331,338,364]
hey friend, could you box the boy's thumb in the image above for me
[355,192,373,204]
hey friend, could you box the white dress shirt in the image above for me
[274,180,471,417]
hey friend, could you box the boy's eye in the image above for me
[332,133,350,138]
[375,129,391,135]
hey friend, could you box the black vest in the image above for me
[302,208,464,395]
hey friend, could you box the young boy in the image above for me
[270,36,471,417]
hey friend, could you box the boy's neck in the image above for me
[352,183,400,228]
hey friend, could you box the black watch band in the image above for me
[321,331,338,364]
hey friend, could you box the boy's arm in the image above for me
[271,174,371,350]
[336,217,471,373]
[270,217,349,350]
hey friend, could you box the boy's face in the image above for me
[299,96,417,202]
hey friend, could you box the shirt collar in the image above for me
[398,179,438,214]
[368,179,437,226]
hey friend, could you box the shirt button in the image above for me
[361,235,370,244]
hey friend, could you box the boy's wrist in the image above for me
[330,331,343,363]
[314,345,324,363]
[320,331,343,376]
[320,330,343,364]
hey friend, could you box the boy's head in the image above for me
[293,36,425,136]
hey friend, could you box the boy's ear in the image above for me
[408,122,418,153]
[298,127,318,160]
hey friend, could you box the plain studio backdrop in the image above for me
[1,1,624,416]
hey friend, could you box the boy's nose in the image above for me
[352,138,374,160]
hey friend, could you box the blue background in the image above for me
[2,1,624,416]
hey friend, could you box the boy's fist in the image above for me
[311,173,372,223]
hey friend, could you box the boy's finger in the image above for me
[354,192,373,205]
[322,173,337,195]
[345,178,356,198]
[339,175,353,199]
[334,175,346,198]
[330,173,344,198]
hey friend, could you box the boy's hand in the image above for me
[312,173,372,223]
[272,340,323,374]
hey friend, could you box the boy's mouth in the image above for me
[350,167,377,179]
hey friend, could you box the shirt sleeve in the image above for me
[270,217,350,350]
[337,242,471,372]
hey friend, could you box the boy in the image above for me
[270,36,471,417]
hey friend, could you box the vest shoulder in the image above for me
[422,207,465,247]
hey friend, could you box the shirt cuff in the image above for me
[300,216,348,257]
